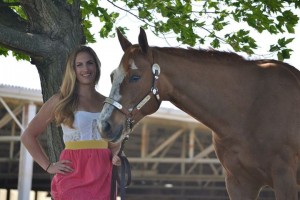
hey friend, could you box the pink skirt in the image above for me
[51,148,113,200]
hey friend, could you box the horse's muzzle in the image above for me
[98,120,124,143]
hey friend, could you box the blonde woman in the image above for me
[21,45,121,200]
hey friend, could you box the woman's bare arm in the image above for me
[20,94,59,171]
[109,142,122,166]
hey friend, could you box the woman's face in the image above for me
[74,51,97,85]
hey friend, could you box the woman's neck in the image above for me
[77,84,97,98]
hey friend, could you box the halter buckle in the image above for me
[152,63,160,75]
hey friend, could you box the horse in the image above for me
[98,27,300,200]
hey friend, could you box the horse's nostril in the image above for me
[102,121,111,133]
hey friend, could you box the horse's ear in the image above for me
[138,27,149,53]
[117,28,132,52]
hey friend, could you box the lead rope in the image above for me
[110,135,131,200]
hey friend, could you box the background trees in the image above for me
[0,0,299,165]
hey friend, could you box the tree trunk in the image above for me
[35,51,71,166]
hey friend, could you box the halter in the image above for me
[104,63,161,132]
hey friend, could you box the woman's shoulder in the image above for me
[34,93,61,123]
[46,93,60,104]
[41,93,61,111]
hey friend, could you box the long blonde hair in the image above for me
[54,45,101,127]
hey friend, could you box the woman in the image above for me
[21,45,121,200]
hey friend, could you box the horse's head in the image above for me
[98,28,162,143]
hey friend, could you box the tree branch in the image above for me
[0,24,62,57]
[0,2,20,7]
[0,1,27,32]
[20,0,71,39]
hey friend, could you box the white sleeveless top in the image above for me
[61,111,102,143]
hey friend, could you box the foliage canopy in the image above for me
[1,0,299,60]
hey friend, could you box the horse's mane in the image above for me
[152,46,300,80]
[154,46,299,74]
[154,46,245,62]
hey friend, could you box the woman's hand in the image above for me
[112,154,121,166]
[46,160,73,174]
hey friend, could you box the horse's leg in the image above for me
[225,174,261,200]
[272,158,298,200]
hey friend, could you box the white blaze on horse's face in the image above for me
[108,58,136,103]
[102,65,125,113]
[129,59,138,70]
[98,62,129,142]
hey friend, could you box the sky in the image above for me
[0,5,299,109]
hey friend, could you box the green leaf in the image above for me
[83,20,96,43]
[0,47,9,57]
[269,44,281,52]
[269,25,279,34]
[281,49,292,59]
[211,38,220,48]
[286,24,295,33]
[12,51,30,61]
[277,52,283,61]
[278,37,294,47]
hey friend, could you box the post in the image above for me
[17,103,36,200]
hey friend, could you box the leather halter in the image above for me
[104,63,161,132]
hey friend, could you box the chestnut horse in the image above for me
[98,28,300,199]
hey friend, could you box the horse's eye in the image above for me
[129,75,140,83]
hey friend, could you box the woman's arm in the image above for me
[109,142,122,166]
[20,94,59,171]
[109,142,122,155]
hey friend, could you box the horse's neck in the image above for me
[156,48,255,135]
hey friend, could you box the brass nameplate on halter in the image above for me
[136,95,151,110]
